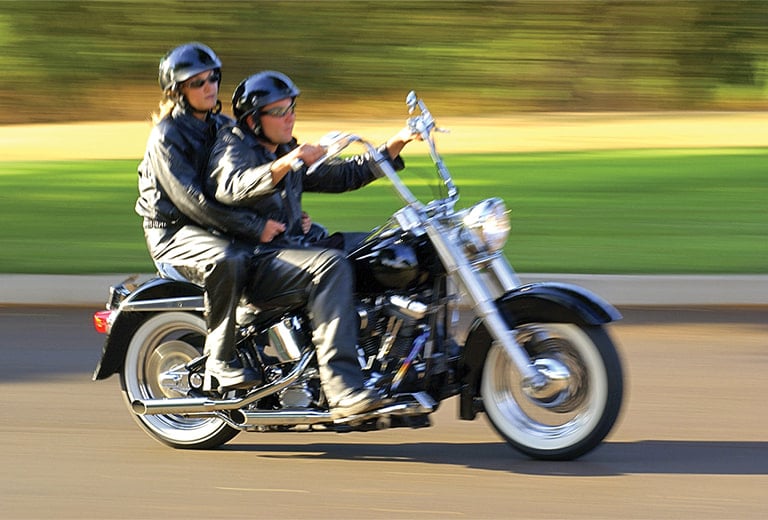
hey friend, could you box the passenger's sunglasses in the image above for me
[260,100,296,118]
[185,72,220,89]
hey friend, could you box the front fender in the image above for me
[458,282,621,419]
[92,278,204,381]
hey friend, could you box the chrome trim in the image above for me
[120,296,205,312]
[233,392,436,428]
[233,409,332,427]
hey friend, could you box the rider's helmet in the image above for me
[158,42,222,93]
[232,71,300,122]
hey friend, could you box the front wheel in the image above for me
[481,323,623,460]
[120,312,240,449]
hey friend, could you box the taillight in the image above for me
[93,310,114,334]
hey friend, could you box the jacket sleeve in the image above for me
[207,127,277,207]
[302,144,405,193]
[149,127,266,241]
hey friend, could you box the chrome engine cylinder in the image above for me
[265,317,304,363]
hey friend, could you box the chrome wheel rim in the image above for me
[482,323,608,451]
[124,313,228,443]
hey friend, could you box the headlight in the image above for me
[462,197,511,254]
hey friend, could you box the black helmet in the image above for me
[158,42,221,92]
[232,71,300,121]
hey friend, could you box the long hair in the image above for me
[151,92,177,125]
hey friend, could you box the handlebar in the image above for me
[406,91,458,204]
[303,91,459,212]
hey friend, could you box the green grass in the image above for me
[1,148,766,274]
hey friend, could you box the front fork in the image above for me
[424,223,549,391]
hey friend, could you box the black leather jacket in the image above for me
[135,106,265,241]
[206,123,404,246]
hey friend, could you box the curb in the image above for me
[1,273,766,307]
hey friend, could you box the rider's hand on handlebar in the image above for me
[384,125,423,159]
[295,143,326,167]
[270,144,327,182]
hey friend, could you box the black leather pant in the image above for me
[247,246,365,405]
[144,225,253,365]
[146,226,366,405]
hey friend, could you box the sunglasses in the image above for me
[185,72,220,89]
[260,100,296,118]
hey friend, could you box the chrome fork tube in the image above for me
[424,222,545,387]
[489,255,521,292]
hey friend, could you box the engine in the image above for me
[356,293,431,390]
[237,293,435,411]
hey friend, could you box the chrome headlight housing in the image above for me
[462,197,511,255]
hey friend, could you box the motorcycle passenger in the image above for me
[136,42,282,392]
[206,71,418,418]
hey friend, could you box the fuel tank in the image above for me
[348,223,433,293]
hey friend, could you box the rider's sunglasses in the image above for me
[185,72,220,89]
[260,100,296,118]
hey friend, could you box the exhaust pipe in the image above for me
[232,392,438,428]
[230,409,333,426]
[131,349,314,416]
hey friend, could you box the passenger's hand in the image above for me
[260,219,286,243]
[301,212,312,234]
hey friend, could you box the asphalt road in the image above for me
[1,305,766,519]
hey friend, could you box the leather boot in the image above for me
[330,387,386,420]
[203,358,259,392]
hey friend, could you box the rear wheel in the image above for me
[481,323,623,460]
[120,312,240,449]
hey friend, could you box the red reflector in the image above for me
[93,310,114,334]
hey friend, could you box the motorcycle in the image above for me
[92,92,623,460]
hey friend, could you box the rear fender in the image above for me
[458,282,621,419]
[92,277,204,381]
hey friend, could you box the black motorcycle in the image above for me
[92,92,623,460]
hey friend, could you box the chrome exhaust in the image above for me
[231,391,436,428]
[231,409,333,426]
[131,349,314,416]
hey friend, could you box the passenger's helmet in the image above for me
[158,42,221,92]
[232,71,300,121]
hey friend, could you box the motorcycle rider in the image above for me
[136,43,286,392]
[206,70,418,418]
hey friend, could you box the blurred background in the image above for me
[0,0,766,124]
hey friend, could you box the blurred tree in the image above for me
[0,0,765,123]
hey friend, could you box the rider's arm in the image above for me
[206,126,280,206]
[301,139,406,193]
[384,125,420,162]
[147,124,267,241]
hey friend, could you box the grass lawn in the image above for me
[0,148,765,274]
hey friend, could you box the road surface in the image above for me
[0,305,766,519]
